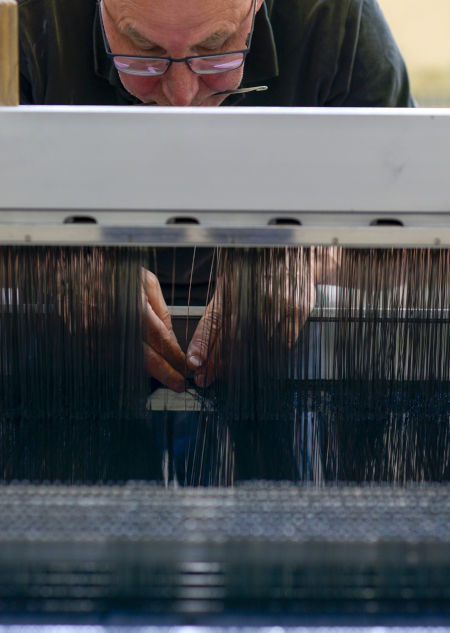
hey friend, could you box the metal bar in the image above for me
[168,305,450,321]
[0,224,448,247]
[1,107,450,215]
[0,615,450,633]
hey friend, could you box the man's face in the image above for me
[101,0,263,106]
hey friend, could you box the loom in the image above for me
[0,106,449,628]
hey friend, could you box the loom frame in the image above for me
[0,106,449,248]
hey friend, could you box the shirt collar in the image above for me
[243,0,279,84]
[93,0,279,102]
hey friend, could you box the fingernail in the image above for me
[188,355,203,369]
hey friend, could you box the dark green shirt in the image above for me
[19,0,414,107]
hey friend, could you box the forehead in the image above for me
[109,0,250,33]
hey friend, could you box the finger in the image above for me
[141,269,186,375]
[186,295,222,367]
[193,345,220,388]
[142,288,186,374]
[186,295,222,386]
[141,268,173,331]
[143,342,185,393]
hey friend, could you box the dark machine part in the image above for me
[0,484,448,625]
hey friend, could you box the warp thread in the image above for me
[0,246,448,483]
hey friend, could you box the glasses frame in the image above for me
[99,0,258,77]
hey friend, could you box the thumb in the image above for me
[186,294,222,386]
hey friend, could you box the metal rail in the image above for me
[0,223,449,247]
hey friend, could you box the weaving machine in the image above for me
[0,106,449,627]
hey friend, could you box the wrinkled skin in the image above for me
[101,0,263,106]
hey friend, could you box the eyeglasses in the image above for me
[99,0,257,77]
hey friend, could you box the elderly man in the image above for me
[19,0,413,108]
[19,0,414,391]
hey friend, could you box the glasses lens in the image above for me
[189,53,245,75]
[113,57,169,76]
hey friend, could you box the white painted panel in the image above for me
[0,106,449,213]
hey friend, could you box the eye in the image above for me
[197,44,223,53]
[134,42,166,55]
[194,33,234,55]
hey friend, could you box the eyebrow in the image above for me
[124,24,232,51]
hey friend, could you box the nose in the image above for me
[162,61,200,106]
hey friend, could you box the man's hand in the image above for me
[184,247,342,390]
[141,268,186,392]
[186,292,223,389]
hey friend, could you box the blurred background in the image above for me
[379,0,450,106]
